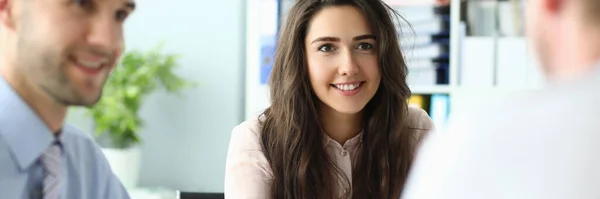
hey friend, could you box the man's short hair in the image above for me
[582,0,600,25]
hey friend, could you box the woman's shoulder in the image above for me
[229,115,265,152]
[406,106,435,131]
[225,115,275,189]
[404,106,435,148]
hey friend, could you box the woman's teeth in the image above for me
[333,82,361,91]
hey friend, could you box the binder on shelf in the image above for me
[408,95,430,112]
[385,0,437,7]
[404,44,446,61]
[394,6,436,21]
[394,3,451,88]
[400,34,450,48]
[407,64,437,86]
[397,16,449,36]
[435,63,450,84]
[429,94,450,130]
[400,35,433,47]
[408,95,425,109]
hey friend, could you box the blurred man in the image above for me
[403,0,600,198]
[435,0,450,6]
[0,0,135,198]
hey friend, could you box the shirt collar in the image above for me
[322,130,363,148]
[594,60,600,75]
[0,76,56,171]
[549,60,600,88]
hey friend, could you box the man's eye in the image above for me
[318,44,335,52]
[75,0,92,8]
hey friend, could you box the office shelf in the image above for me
[410,85,451,94]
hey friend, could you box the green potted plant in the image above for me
[87,43,194,188]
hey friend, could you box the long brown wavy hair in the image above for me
[260,0,416,198]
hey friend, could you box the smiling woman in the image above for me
[304,5,380,119]
[224,0,435,199]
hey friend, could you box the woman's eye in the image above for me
[318,44,335,52]
[116,10,129,21]
[357,43,374,50]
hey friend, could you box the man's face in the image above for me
[13,0,135,106]
[525,0,551,72]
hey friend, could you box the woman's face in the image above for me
[304,5,381,115]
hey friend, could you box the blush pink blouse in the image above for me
[224,106,434,199]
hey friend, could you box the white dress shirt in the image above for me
[403,65,600,199]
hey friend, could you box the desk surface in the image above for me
[128,187,176,199]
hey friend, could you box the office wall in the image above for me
[67,0,246,192]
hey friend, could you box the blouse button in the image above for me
[341,150,348,156]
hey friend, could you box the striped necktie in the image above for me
[41,141,63,199]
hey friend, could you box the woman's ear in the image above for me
[0,0,16,31]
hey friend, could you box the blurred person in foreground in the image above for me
[402,0,600,198]
[0,0,135,198]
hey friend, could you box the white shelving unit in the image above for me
[410,85,451,94]
[445,0,545,113]
[245,0,544,120]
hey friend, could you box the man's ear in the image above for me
[543,0,566,15]
[0,0,15,30]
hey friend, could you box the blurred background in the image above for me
[65,0,542,198]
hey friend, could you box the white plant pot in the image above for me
[101,147,141,189]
